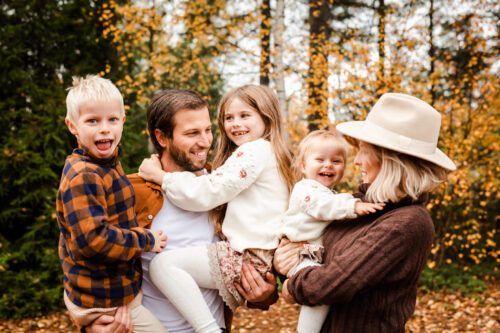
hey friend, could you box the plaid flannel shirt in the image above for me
[56,146,155,308]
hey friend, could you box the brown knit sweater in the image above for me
[288,184,434,333]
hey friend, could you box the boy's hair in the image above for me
[293,130,348,184]
[210,84,293,233]
[147,89,208,154]
[65,75,124,124]
[363,143,449,203]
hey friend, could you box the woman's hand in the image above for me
[235,263,276,303]
[281,279,296,304]
[86,306,132,333]
[273,238,305,276]
[138,154,165,185]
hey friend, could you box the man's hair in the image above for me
[364,143,449,203]
[65,75,124,124]
[147,89,208,154]
[293,130,348,184]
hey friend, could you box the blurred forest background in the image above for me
[0,0,498,318]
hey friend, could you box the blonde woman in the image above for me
[275,93,455,333]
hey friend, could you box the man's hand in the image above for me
[281,279,296,304]
[151,230,167,253]
[273,238,305,276]
[86,306,132,333]
[138,154,165,185]
[235,263,276,303]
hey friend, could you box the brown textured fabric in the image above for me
[288,184,434,333]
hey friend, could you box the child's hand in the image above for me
[151,230,167,253]
[354,201,385,215]
[281,279,296,304]
[138,154,165,185]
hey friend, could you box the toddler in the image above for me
[56,75,167,332]
[281,130,384,333]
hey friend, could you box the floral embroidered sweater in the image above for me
[161,139,289,252]
[281,179,358,243]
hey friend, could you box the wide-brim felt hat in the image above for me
[336,93,456,171]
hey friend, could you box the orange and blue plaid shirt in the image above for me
[56,146,155,308]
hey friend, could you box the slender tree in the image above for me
[307,0,331,131]
[260,0,272,85]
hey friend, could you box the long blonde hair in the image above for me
[364,143,449,203]
[210,85,293,233]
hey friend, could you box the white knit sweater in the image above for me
[280,179,358,243]
[161,139,289,252]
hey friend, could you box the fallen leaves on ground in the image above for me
[1,285,498,332]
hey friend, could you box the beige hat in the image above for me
[336,93,456,171]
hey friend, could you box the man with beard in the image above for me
[89,89,277,333]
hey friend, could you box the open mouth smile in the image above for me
[319,172,334,178]
[95,139,113,151]
[232,130,248,136]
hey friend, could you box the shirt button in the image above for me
[148,214,153,220]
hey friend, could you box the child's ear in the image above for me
[154,129,168,149]
[65,118,78,136]
[122,115,126,123]
[299,161,306,176]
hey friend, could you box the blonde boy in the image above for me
[56,75,167,332]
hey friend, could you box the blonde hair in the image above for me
[292,130,348,185]
[65,75,124,124]
[364,143,450,203]
[210,85,293,233]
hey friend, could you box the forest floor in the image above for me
[1,284,498,332]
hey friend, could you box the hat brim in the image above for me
[337,121,456,171]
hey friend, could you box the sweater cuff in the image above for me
[349,198,361,218]
[161,172,171,191]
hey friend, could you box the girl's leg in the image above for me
[293,259,330,333]
[149,246,220,333]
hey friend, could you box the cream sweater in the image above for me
[162,139,289,252]
[280,179,358,243]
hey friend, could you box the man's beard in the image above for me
[168,141,206,172]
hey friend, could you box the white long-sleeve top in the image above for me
[281,178,359,243]
[161,139,289,252]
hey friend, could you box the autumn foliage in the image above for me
[0,0,498,319]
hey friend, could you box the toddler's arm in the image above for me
[294,180,360,221]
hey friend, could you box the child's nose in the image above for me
[100,122,110,133]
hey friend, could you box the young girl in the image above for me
[138,84,294,333]
[279,130,384,333]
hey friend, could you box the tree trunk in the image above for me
[376,0,386,97]
[273,0,287,138]
[307,0,330,131]
[428,0,436,104]
[260,0,271,86]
